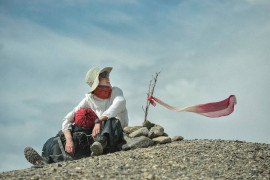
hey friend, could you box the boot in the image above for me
[90,142,103,156]
[24,146,49,165]
[90,134,108,156]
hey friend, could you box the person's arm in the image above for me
[63,129,75,156]
[62,96,89,155]
[92,116,108,139]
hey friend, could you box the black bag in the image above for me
[41,118,124,163]
[42,125,94,163]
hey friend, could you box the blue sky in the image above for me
[0,0,270,172]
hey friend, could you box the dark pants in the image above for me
[95,117,124,153]
[42,118,124,163]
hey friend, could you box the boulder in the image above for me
[172,136,184,141]
[123,133,132,142]
[129,127,149,138]
[163,132,169,137]
[122,136,154,150]
[148,125,164,139]
[152,136,172,144]
[142,120,155,129]
[123,126,143,134]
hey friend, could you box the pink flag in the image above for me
[148,95,237,118]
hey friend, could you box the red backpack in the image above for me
[75,108,98,128]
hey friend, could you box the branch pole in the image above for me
[143,71,161,122]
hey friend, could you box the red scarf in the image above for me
[148,95,236,118]
[94,86,112,99]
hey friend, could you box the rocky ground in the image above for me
[1,139,270,180]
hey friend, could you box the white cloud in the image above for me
[0,15,157,70]
[1,0,270,172]
[244,0,270,5]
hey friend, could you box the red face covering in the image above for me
[93,85,112,99]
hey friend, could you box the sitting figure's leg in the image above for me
[24,147,50,165]
[90,133,108,156]
[90,118,123,156]
[24,136,61,165]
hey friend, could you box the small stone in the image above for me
[172,136,184,141]
[148,125,164,139]
[75,167,82,173]
[152,136,171,144]
[146,173,155,180]
[53,176,62,180]
[31,165,43,168]
[30,175,40,180]
[123,126,143,134]
[129,127,149,138]
[142,120,155,129]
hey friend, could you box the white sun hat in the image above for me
[85,67,113,93]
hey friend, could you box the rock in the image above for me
[148,125,164,139]
[142,120,155,129]
[146,173,155,180]
[129,127,149,138]
[163,132,169,137]
[122,136,154,150]
[172,136,184,141]
[152,136,172,144]
[75,167,82,171]
[123,133,132,142]
[121,144,131,151]
[123,126,143,134]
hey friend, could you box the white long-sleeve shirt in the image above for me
[62,87,129,131]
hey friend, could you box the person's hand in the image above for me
[65,139,75,156]
[92,123,101,139]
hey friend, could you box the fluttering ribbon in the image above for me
[148,95,237,118]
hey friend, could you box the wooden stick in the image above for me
[143,71,161,122]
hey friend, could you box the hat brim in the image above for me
[89,67,113,93]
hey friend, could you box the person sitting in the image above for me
[24,67,129,165]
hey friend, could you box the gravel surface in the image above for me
[1,139,270,179]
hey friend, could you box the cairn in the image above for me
[122,120,184,150]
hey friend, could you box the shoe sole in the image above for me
[90,142,103,156]
[24,146,45,165]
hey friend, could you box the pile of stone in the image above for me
[122,120,184,150]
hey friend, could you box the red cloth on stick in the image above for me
[148,95,237,118]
